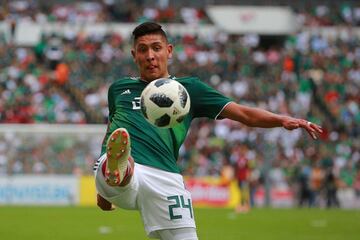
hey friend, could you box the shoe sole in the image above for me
[105,128,131,186]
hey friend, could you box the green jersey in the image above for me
[101,76,232,173]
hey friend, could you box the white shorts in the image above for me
[95,154,196,238]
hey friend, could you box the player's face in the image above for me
[132,34,173,82]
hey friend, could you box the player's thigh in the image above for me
[136,164,196,237]
[157,227,198,240]
[94,154,139,210]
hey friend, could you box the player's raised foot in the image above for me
[105,128,131,186]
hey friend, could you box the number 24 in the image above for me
[167,195,193,220]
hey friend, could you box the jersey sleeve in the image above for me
[100,83,116,156]
[189,78,233,119]
[108,83,116,121]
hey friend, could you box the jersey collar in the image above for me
[137,75,176,83]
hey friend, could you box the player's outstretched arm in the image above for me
[219,102,322,139]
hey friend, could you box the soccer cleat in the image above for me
[105,128,131,186]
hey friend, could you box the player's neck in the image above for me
[140,74,171,83]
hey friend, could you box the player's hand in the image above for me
[282,117,322,139]
[97,194,114,211]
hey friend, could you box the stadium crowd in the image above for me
[2,0,360,26]
[0,1,360,208]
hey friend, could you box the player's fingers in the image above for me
[307,129,317,139]
[304,121,322,139]
[312,123,323,134]
[306,121,323,134]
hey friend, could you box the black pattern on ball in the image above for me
[178,86,188,108]
[150,93,174,107]
[155,114,171,127]
[140,97,148,119]
[154,79,171,87]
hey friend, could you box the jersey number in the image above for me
[167,195,193,220]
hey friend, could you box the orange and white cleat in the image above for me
[105,128,131,186]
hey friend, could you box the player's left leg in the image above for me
[156,227,198,240]
[135,164,196,238]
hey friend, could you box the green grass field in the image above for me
[1,207,359,240]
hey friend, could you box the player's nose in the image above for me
[145,49,155,61]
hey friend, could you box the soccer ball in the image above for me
[140,78,190,128]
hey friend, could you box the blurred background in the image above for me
[0,0,359,211]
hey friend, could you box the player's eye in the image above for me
[138,46,147,52]
[153,45,162,51]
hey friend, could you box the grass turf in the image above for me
[0,207,359,240]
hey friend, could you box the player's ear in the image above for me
[167,44,173,59]
[131,49,137,63]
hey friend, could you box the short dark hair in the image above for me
[132,22,168,43]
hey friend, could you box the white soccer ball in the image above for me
[140,78,190,128]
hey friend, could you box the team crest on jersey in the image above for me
[132,97,141,109]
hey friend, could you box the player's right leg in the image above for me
[104,128,132,186]
[94,128,138,210]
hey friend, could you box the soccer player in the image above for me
[94,22,322,240]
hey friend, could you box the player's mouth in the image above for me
[147,65,158,70]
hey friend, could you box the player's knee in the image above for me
[157,227,198,240]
